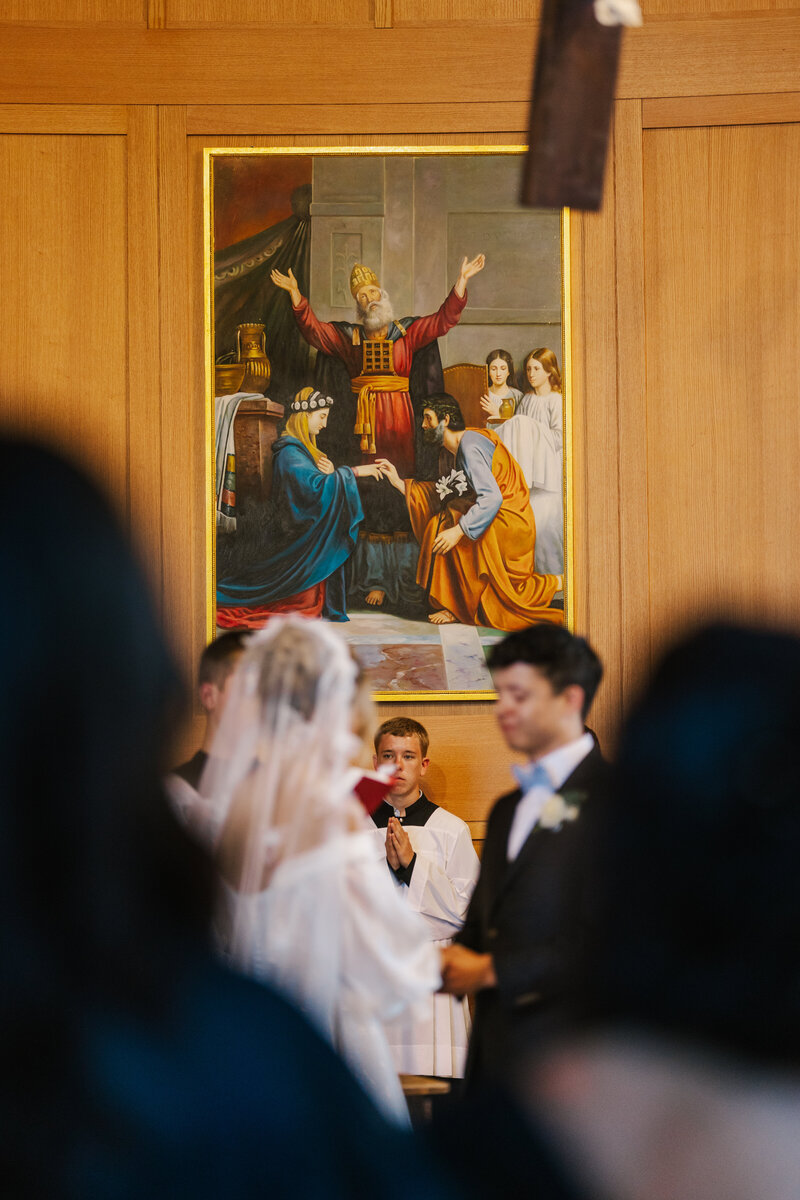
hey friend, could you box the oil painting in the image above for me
[207,147,569,698]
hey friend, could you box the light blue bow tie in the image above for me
[512,761,552,793]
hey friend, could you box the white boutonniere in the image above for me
[538,789,587,832]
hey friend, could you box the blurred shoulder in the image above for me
[182,955,393,1128]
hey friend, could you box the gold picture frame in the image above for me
[204,145,573,701]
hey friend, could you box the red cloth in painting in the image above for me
[369,394,416,480]
[216,582,325,630]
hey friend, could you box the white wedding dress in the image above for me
[194,617,441,1126]
[218,821,440,1125]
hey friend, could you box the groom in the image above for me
[440,623,607,1092]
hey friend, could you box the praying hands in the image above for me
[385,816,414,870]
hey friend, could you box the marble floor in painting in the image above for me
[343,610,504,693]
[217,612,508,693]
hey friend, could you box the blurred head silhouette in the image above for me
[579,622,800,1068]
[0,439,213,1183]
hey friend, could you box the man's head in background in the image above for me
[199,631,247,749]
[373,717,430,812]
[488,624,602,761]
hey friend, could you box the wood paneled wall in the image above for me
[643,122,800,636]
[1,5,800,838]
[0,130,129,504]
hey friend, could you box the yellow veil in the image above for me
[284,387,333,466]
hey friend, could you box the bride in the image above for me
[197,616,441,1124]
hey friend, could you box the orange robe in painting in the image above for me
[405,428,563,631]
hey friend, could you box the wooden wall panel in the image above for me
[0,104,126,132]
[3,17,800,105]
[568,139,624,746]
[644,91,800,129]
[0,132,129,511]
[643,122,800,653]
[613,99,651,701]
[186,102,529,135]
[127,105,164,596]
[0,0,791,28]
[165,0,371,26]
[385,0,797,23]
[159,106,203,679]
[640,0,796,12]
[395,0,536,22]
[0,0,144,24]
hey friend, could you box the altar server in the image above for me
[371,718,480,1080]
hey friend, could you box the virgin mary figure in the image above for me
[217,388,382,628]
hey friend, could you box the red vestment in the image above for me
[292,288,467,478]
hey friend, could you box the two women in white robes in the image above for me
[482,347,564,577]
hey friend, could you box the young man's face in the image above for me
[373,734,429,805]
[493,662,581,760]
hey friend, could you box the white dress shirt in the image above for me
[506,731,594,861]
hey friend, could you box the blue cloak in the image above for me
[216,436,363,621]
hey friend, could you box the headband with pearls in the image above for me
[290,389,334,413]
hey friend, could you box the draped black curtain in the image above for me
[214,184,312,407]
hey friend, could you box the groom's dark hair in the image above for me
[199,630,247,689]
[488,624,602,718]
[421,394,465,431]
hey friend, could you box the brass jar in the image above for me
[236,323,271,394]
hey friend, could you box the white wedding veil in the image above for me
[197,616,363,961]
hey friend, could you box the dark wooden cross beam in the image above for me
[522,0,623,211]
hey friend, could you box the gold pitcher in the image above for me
[236,323,271,394]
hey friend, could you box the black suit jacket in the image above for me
[456,742,610,1091]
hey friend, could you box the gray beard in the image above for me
[422,420,446,446]
[357,291,394,333]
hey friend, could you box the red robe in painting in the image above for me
[292,288,467,478]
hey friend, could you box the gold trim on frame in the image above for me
[203,154,216,648]
[561,209,574,635]
[204,145,573,702]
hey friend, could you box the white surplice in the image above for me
[370,798,480,1077]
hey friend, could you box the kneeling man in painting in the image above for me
[377,396,563,629]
